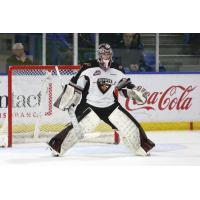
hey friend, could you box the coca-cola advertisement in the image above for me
[118,74,200,122]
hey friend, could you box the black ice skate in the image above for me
[47,124,73,156]
[140,138,155,155]
[47,138,63,157]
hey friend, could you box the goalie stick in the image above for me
[55,66,83,139]
[54,66,119,145]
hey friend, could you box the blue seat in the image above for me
[143,52,166,72]
[143,52,156,67]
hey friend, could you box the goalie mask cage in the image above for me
[5,65,118,147]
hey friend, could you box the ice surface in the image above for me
[1,131,200,166]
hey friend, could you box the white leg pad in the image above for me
[78,109,101,135]
[60,108,101,156]
[108,107,147,156]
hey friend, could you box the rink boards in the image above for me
[0,72,200,131]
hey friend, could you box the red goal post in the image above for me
[6,65,118,147]
[8,65,80,147]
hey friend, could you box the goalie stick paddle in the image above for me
[55,66,83,139]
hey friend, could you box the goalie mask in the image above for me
[98,43,113,70]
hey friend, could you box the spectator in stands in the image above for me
[119,33,144,50]
[114,33,145,72]
[6,43,33,67]
[99,33,122,48]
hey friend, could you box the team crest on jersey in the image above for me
[97,78,113,94]
[93,70,101,76]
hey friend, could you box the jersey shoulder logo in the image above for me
[93,70,101,76]
[97,78,113,94]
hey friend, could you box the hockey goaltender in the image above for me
[47,43,155,157]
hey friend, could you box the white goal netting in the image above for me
[0,65,117,147]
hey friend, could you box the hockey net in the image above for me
[0,65,118,147]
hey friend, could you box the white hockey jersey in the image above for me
[76,67,126,108]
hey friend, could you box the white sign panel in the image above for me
[119,74,200,122]
[1,73,200,125]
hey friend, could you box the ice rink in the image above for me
[2,127,200,200]
[1,130,200,166]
